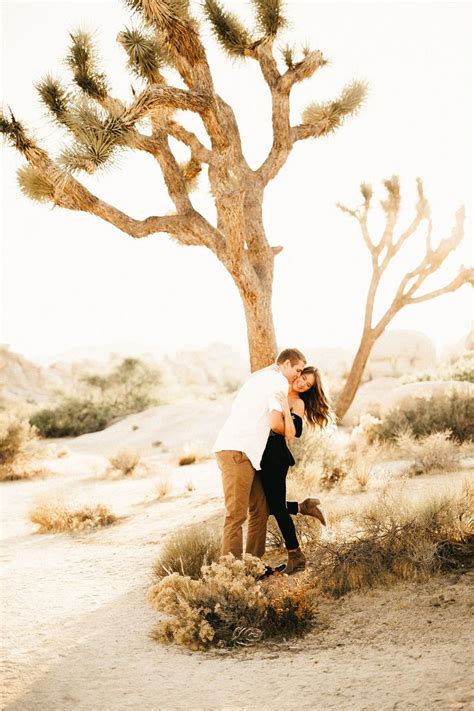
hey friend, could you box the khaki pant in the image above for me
[216,450,269,559]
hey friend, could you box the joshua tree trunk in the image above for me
[335,178,472,420]
[238,274,277,371]
[335,331,376,419]
[1,0,366,371]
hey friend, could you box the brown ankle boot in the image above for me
[283,547,306,575]
[299,498,326,526]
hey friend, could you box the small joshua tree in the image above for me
[335,177,473,419]
[1,0,366,371]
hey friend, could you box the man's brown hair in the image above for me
[276,348,306,365]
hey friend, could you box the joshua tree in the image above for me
[335,177,473,419]
[1,0,366,371]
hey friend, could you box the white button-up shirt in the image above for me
[213,366,288,470]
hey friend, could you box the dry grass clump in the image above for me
[392,430,468,475]
[371,392,474,443]
[306,485,473,597]
[107,448,144,477]
[149,555,316,651]
[175,441,212,467]
[0,414,45,481]
[288,426,383,494]
[29,498,118,533]
[288,430,348,494]
[267,513,323,552]
[155,474,172,499]
[153,524,221,580]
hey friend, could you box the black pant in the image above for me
[260,464,299,550]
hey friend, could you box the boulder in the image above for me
[342,377,400,426]
[366,330,436,378]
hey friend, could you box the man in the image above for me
[213,348,307,560]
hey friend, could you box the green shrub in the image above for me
[30,398,111,437]
[450,352,474,383]
[30,357,162,438]
[406,351,474,384]
[375,392,474,442]
[80,357,161,413]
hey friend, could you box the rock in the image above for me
[342,377,400,425]
[366,330,437,379]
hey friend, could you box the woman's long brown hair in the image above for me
[299,366,335,429]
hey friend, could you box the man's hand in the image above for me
[276,392,290,415]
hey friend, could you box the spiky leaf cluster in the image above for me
[59,101,132,173]
[281,44,295,70]
[204,0,252,57]
[122,0,201,63]
[124,0,194,25]
[17,165,55,203]
[251,0,287,37]
[36,76,71,124]
[67,30,108,99]
[117,27,169,83]
[0,109,34,154]
[302,81,368,135]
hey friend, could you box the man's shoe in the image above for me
[299,498,326,526]
[282,547,306,575]
[257,565,276,581]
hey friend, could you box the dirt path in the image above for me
[1,454,473,710]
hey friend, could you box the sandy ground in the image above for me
[1,412,474,710]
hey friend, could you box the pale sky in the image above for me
[1,0,472,364]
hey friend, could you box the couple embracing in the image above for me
[213,348,333,576]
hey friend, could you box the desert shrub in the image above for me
[306,485,473,597]
[374,392,474,443]
[288,430,348,493]
[449,352,474,383]
[407,351,474,384]
[80,357,161,413]
[0,414,44,481]
[393,430,465,474]
[30,397,111,437]
[29,499,118,532]
[175,441,212,467]
[267,514,323,552]
[149,555,315,650]
[108,448,142,477]
[153,524,221,579]
[30,357,162,438]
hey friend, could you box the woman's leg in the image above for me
[260,465,299,550]
[287,499,326,526]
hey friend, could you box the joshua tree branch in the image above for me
[291,123,324,142]
[167,121,211,163]
[255,47,326,185]
[406,269,473,304]
[280,50,326,91]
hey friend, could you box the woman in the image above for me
[260,366,334,575]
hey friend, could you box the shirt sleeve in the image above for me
[267,373,286,413]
